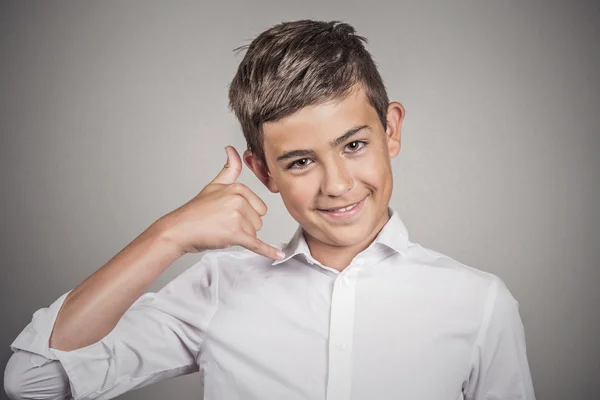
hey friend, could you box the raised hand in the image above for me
[162,146,284,260]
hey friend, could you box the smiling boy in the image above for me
[5,20,535,400]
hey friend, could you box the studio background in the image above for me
[1,1,598,399]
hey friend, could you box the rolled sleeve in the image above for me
[4,350,71,400]
[10,292,71,361]
[465,277,536,400]
[7,256,220,400]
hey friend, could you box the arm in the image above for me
[51,146,280,352]
[49,220,182,352]
[463,277,536,400]
[4,221,183,400]
[4,146,282,399]
[4,351,71,400]
[6,254,218,400]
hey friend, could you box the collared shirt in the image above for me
[5,208,536,400]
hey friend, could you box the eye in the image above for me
[344,140,367,152]
[287,158,313,170]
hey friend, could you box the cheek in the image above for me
[279,174,320,209]
[354,148,390,184]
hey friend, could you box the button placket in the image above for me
[325,268,359,400]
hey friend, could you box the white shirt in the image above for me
[5,208,536,400]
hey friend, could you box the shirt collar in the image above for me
[272,207,410,266]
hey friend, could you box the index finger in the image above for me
[236,232,285,261]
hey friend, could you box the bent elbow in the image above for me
[4,350,70,400]
[4,352,26,400]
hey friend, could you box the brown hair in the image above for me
[228,20,389,167]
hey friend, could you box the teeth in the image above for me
[331,203,357,212]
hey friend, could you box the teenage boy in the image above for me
[5,20,535,400]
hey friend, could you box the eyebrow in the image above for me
[276,124,371,162]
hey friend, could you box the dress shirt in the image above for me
[5,208,536,400]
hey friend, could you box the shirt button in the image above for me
[336,342,348,351]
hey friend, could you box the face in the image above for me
[245,85,404,250]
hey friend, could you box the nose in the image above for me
[321,158,354,197]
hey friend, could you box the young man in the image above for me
[4,20,535,400]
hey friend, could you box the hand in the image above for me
[160,146,285,260]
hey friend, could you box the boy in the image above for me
[4,20,535,400]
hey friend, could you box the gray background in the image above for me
[1,1,598,399]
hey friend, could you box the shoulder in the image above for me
[405,241,508,291]
[400,241,518,315]
[180,246,275,283]
[154,247,274,307]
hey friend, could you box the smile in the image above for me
[317,196,368,221]
[321,201,361,212]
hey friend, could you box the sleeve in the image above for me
[4,350,71,400]
[6,256,221,400]
[464,277,536,400]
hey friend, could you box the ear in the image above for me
[385,102,405,158]
[243,150,279,193]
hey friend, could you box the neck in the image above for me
[305,210,390,272]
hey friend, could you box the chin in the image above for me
[312,222,375,248]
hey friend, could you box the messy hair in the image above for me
[228,20,389,167]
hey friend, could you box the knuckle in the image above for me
[226,194,244,208]
[229,182,246,192]
[227,208,242,223]
[234,194,246,206]
[234,208,244,220]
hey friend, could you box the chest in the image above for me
[198,270,475,400]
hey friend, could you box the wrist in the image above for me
[149,214,187,258]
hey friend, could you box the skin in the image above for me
[245,85,405,270]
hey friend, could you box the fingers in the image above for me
[239,217,257,238]
[236,232,285,261]
[208,145,267,216]
[230,183,268,216]
[205,145,279,260]
[239,201,263,232]
[211,146,242,185]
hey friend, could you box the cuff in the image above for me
[10,290,113,399]
[10,291,72,362]
[50,338,111,399]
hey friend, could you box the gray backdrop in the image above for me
[1,1,598,399]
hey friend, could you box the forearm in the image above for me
[49,217,183,351]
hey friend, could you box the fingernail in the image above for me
[277,251,285,260]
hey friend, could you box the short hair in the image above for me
[228,20,389,167]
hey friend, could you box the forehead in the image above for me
[262,87,379,153]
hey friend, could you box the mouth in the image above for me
[316,196,368,221]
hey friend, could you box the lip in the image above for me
[317,196,368,221]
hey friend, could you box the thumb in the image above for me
[211,146,242,185]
